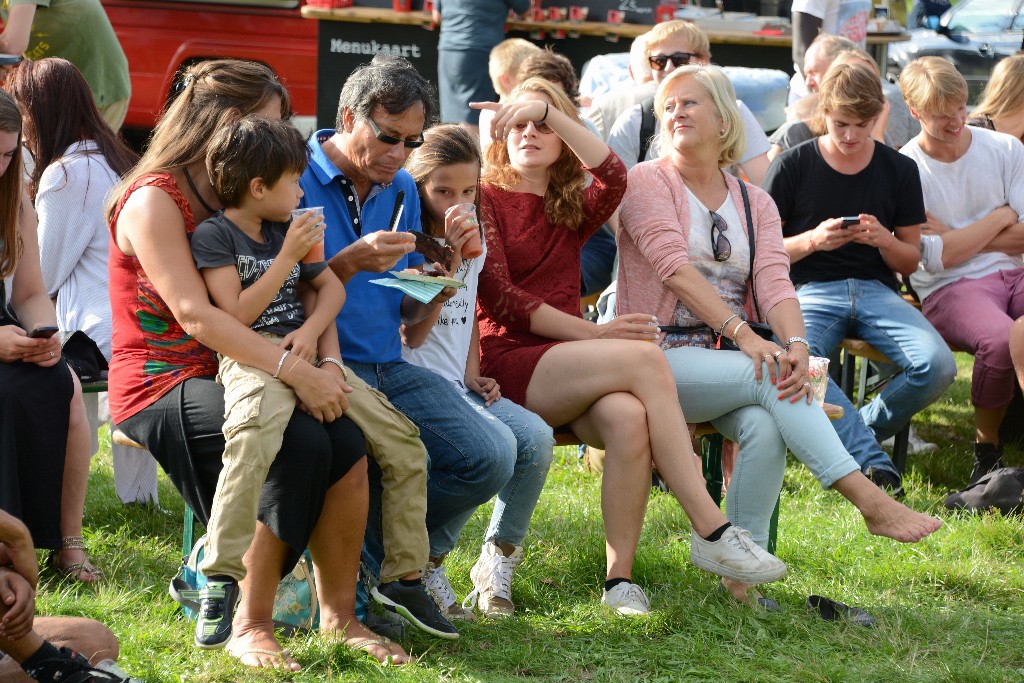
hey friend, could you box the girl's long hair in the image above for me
[973,54,1024,122]
[106,59,290,221]
[6,59,139,202]
[0,90,23,279]
[406,124,481,236]
[483,77,587,231]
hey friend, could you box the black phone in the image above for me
[28,325,59,339]
[840,216,861,228]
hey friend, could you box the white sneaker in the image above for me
[881,425,939,455]
[601,581,651,616]
[463,541,523,618]
[690,526,787,584]
[424,562,477,622]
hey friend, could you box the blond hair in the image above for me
[818,62,884,122]
[644,20,711,63]
[899,56,968,116]
[807,33,858,64]
[489,39,541,97]
[831,48,880,77]
[483,78,588,230]
[973,54,1024,120]
[655,65,745,167]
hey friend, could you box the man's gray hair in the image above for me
[335,55,436,129]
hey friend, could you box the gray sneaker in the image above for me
[463,541,523,618]
[690,526,787,584]
[424,562,477,622]
[601,581,650,615]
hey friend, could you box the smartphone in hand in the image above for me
[840,216,861,228]
[28,326,59,339]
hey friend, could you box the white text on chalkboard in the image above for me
[330,39,423,59]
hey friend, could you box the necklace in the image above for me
[182,167,217,215]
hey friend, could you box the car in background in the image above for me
[887,0,1024,104]
[101,0,317,138]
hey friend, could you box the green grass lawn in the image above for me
[36,353,1024,682]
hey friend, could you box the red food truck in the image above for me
[100,0,318,135]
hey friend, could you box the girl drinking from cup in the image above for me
[401,124,554,620]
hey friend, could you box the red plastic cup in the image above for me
[446,203,482,259]
[291,207,326,263]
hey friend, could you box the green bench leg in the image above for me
[183,507,195,559]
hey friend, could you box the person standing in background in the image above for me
[0,0,131,131]
[434,0,531,137]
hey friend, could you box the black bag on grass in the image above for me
[942,468,1024,516]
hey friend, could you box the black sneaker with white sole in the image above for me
[866,467,904,498]
[372,580,460,639]
[194,577,240,649]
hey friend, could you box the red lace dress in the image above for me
[477,152,627,407]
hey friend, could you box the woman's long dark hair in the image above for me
[0,90,23,279]
[5,58,139,201]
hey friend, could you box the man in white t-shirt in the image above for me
[606,20,772,184]
[899,56,1024,485]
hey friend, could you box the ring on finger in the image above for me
[772,350,783,360]
[803,381,810,388]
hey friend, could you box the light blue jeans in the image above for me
[347,361,517,579]
[666,346,861,548]
[797,279,956,474]
[431,392,554,553]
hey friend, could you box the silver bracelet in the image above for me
[730,320,748,340]
[316,356,348,380]
[272,349,291,379]
[785,336,810,350]
[718,314,740,339]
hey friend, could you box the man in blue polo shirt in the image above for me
[300,55,517,626]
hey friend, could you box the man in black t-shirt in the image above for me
[764,63,955,493]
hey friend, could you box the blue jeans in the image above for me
[432,393,554,552]
[580,225,617,297]
[666,346,861,547]
[347,361,516,579]
[797,279,956,474]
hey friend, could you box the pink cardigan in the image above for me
[617,156,795,336]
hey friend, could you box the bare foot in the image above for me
[226,618,301,671]
[720,578,760,606]
[323,619,413,666]
[862,496,942,543]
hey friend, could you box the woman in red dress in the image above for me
[472,77,786,616]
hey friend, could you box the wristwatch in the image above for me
[785,336,810,351]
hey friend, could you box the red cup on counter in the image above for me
[392,0,412,11]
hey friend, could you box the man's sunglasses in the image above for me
[366,116,424,148]
[710,210,732,262]
[648,52,697,71]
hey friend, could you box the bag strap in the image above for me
[738,180,761,322]
[637,95,656,164]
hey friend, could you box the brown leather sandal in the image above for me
[49,536,103,583]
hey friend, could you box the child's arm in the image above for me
[281,268,345,363]
[464,312,500,406]
[201,216,326,327]
[400,305,440,349]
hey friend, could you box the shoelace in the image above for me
[200,585,227,620]
[724,527,760,556]
[617,583,650,610]
[425,565,458,609]
[462,552,517,609]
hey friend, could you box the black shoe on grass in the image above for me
[866,467,904,498]
[22,645,129,683]
[372,580,460,639]
[195,576,240,649]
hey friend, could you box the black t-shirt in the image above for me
[763,138,926,291]
[190,212,327,335]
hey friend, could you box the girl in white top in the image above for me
[401,124,554,621]
[7,58,159,514]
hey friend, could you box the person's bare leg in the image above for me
[0,617,118,682]
[57,374,98,582]
[830,471,942,542]
[309,459,411,665]
[570,393,653,580]
[975,405,1008,445]
[526,340,729,536]
[225,524,301,671]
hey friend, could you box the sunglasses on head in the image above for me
[710,210,731,262]
[648,52,697,71]
[365,116,424,148]
[512,120,555,135]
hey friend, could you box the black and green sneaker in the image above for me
[194,576,240,649]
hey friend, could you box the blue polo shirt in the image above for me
[300,129,424,364]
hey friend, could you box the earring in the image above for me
[720,129,726,135]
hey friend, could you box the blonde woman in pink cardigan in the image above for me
[617,65,942,608]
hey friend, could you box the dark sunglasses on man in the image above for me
[648,52,697,71]
[366,115,424,148]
